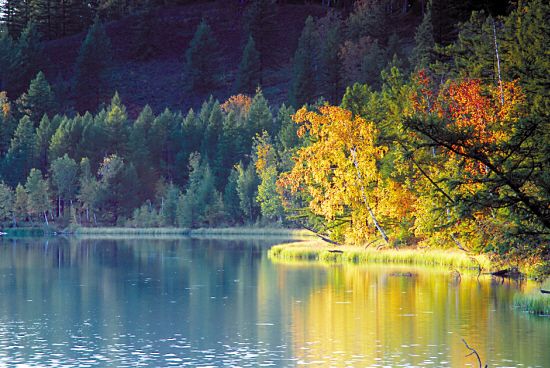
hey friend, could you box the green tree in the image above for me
[247,88,274,137]
[50,153,79,218]
[184,19,220,91]
[77,157,100,224]
[25,167,50,224]
[0,182,15,224]
[8,21,43,95]
[0,29,17,92]
[254,133,283,222]
[236,162,259,223]
[96,154,138,223]
[289,16,317,107]
[14,183,28,223]
[317,12,343,103]
[235,35,261,94]
[74,18,112,110]
[4,115,36,186]
[18,71,56,124]
[160,183,180,226]
[503,0,550,114]
[410,1,435,70]
[105,92,128,156]
[243,0,278,83]
[127,105,155,201]
[223,166,242,223]
[35,114,60,172]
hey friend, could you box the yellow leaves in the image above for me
[279,105,385,228]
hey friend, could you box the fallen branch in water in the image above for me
[462,338,487,368]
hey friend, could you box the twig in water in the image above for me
[462,338,487,368]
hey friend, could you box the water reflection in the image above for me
[0,237,548,367]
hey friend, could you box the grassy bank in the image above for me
[268,241,493,271]
[514,278,550,315]
[73,226,315,238]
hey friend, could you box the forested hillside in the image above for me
[0,0,548,273]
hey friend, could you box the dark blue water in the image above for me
[0,236,548,367]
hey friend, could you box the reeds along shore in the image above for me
[513,278,550,315]
[268,241,492,270]
[72,226,316,237]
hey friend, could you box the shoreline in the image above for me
[0,226,317,239]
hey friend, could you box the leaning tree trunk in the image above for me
[43,211,49,226]
[350,147,390,245]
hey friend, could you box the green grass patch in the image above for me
[268,241,493,271]
[513,278,550,315]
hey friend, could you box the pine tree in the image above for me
[25,168,50,224]
[243,0,278,83]
[105,92,128,156]
[317,13,343,103]
[6,21,43,95]
[128,105,155,201]
[410,1,435,70]
[18,71,56,124]
[184,19,220,91]
[235,36,261,94]
[35,114,60,172]
[4,115,36,186]
[223,166,242,223]
[289,16,317,107]
[74,18,112,110]
[247,88,274,137]
[0,29,17,92]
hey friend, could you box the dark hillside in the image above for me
[42,2,333,116]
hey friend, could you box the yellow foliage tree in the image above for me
[278,105,390,244]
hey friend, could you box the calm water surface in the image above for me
[0,237,548,367]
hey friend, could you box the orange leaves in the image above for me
[410,71,525,175]
[221,94,252,118]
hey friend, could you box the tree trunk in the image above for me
[350,147,390,245]
[492,18,504,106]
[43,211,49,226]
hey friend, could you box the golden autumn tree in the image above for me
[278,105,390,244]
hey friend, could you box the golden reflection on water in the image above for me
[270,264,549,367]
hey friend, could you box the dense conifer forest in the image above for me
[0,0,548,273]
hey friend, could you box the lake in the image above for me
[0,237,548,367]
